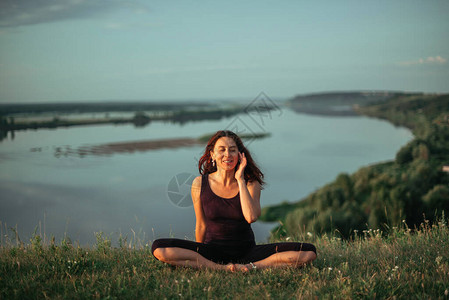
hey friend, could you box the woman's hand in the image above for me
[234,152,247,182]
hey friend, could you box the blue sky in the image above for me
[0,0,448,103]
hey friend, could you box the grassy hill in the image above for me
[261,93,449,238]
[0,219,448,298]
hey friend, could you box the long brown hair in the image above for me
[198,130,265,186]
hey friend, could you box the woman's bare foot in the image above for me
[224,263,237,272]
[234,264,250,272]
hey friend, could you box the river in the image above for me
[0,103,413,246]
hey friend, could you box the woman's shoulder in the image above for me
[192,175,203,188]
[191,175,203,198]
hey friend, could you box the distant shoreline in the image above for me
[0,101,214,116]
[286,91,423,116]
[0,105,246,137]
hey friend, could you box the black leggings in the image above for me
[151,238,317,265]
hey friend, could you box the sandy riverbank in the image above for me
[54,138,202,157]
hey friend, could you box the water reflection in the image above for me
[53,138,201,158]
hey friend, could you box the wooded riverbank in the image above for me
[260,93,449,238]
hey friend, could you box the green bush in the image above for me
[423,185,449,213]
[264,94,449,239]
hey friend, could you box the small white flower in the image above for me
[307,232,313,237]
[444,289,448,296]
[328,267,333,271]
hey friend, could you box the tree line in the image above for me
[260,94,449,238]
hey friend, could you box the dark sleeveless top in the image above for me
[201,174,255,247]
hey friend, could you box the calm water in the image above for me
[0,106,413,245]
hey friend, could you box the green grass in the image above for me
[1,219,448,299]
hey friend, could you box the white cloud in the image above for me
[397,56,448,66]
[0,0,149,28]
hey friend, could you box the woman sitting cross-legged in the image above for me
[151,130,317,272]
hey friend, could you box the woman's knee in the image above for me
[153,247,171,262]
[305,250,317,263]
[152,247,163,260]
[151,239,173,261]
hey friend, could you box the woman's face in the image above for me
[211,137,239,171]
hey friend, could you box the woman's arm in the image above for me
[235,152,261,223]
[238,179,261,223]
[191,176,206,242]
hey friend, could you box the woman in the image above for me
[151,130,317,271]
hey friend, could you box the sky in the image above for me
[0,0,448,103]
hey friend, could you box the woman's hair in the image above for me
[198,130,265,186]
